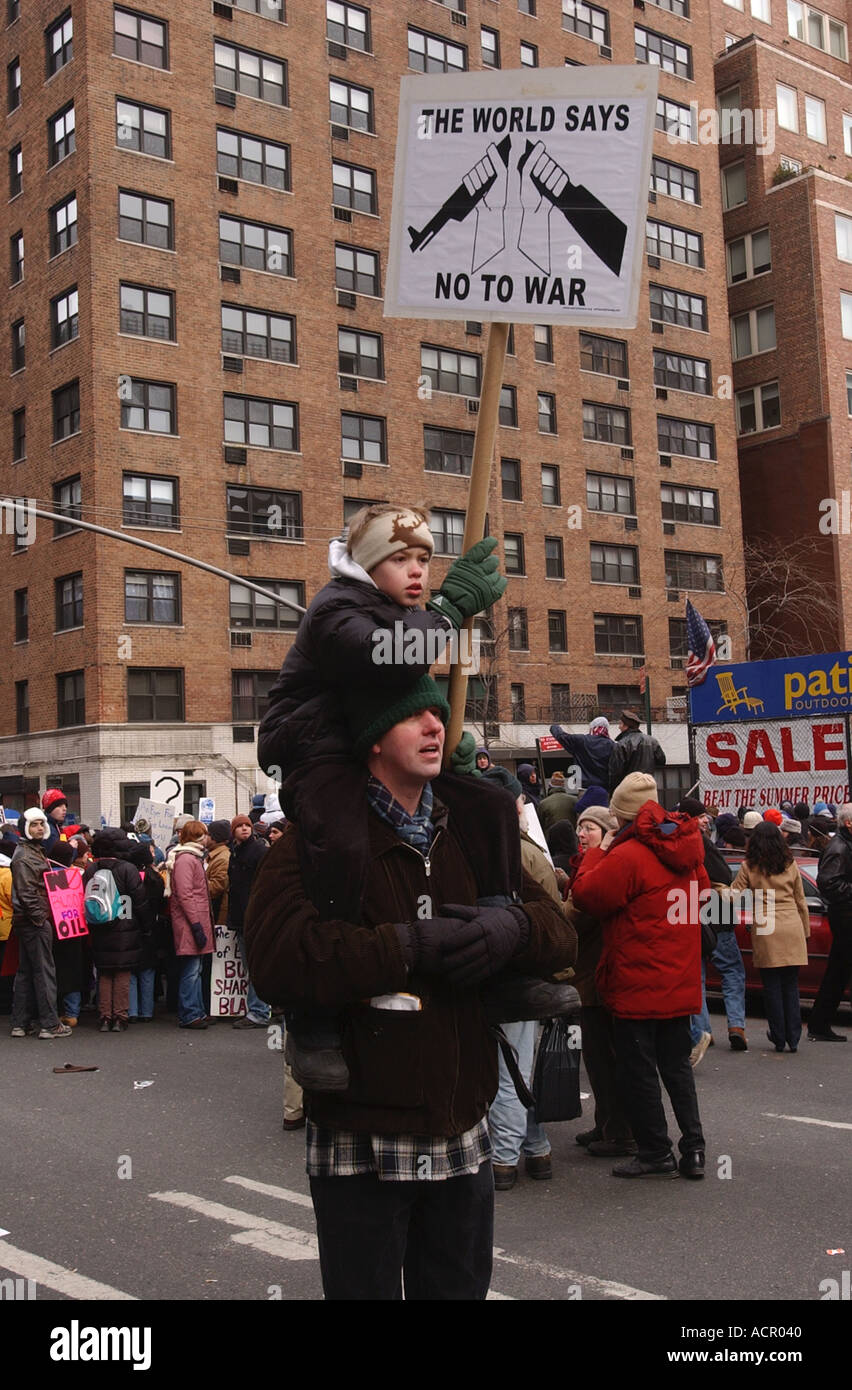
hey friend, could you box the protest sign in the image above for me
[211,925,247,1019]
[198,797,215,824]
[44,866,88,940]
[132,798,175,851]
[149,770,185,814]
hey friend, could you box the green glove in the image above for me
[427,536,508,629]
[450,731,480,777]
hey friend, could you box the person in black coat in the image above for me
[228,817,271,1027]
[83,829,149,1032]
[126,841,163,1021]
[607,710,666,792]
[811,809,852,1040]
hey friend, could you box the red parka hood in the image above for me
[613,802,705,875]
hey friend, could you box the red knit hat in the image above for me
[42,788,67,813]
[763,807,783,825]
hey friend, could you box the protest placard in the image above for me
[132,798,175,851]
[44,866,88,940]
[211,925,247,1019]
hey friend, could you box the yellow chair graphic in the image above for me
[715,671,764,716]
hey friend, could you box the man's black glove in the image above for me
[438,902,531,986]
[395,916,483,976]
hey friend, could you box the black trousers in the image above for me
[761,966,802,1049]
[809,928,852,1033]
[581,1005,634,1143]
[309,1162,494,1301]
[10,923,60,1031]
[612,1016,704,1163]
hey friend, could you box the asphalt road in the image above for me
[0,1002,849,1307]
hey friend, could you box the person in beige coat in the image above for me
[728,822,810,1053]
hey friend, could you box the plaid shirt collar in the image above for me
[367,776,434,855]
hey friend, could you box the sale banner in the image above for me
[210,925,248,1019]
[694,717,850,811]
[44,866,88,940]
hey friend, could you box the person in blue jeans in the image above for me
[489,1019,551,1190]
[227,817,271,1028]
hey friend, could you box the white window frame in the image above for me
[776,82,798,132]
[730,304,776,360]
[735,381,781,435]
[842,292,852,340]
[836,215,852,263]
[726,227,771,284]
[805,94,827,143]
[722,161,747,210]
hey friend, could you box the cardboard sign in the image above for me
[537,735,562,753]
[694,718,850,810]
[44,866,88,940]
[385,65,658,327]
[210,925,247,1018]
[133,798,175,851]
[149,770,185,813]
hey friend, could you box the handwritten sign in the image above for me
[44,866,88,940]
[132,798,175,851]
[210,925,247,1018]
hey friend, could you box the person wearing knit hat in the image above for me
[548,720,614,791]
[481,765,523,800]
[205,820,233,932]
[576,805,618,837]
[537,774,577,833]
[230,814,252,833]
[475,747,492,773]
[780,816,802,843]
[609,772,659,822]
[743,810,762,831]
[346,674,449,762]
[9,808,71,1039]
[41,788,68,849]
[763,808,784,826]
[574,786,610,819]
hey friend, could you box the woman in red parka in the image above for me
[571,773,709,1181]
[170,820,214,1030]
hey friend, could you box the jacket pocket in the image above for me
[341,1005,425,1110]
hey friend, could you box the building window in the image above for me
[510,683,526,723]
[344,412,387,464]
[501,533,524,575]
[122,473,178,528]
[656,95,696,142]
[53,380,80,440]
[665,551,723,592]
[329,78,374,132]
[501,457,522,500]
[649,282,708,331]
[114,7,168,68]
[548,611,568,653]
[661,484,719,525]
[847,370,852,416]
[119,190,173,249]
[229,581,303,631]
[224,393,298,451]
[221,304,294,362]
[652,0,690,17]
[420,344,480,396]
[776,82,798,131]
[635,25,692,78]
[787,3,847,60]
[124,571,181,624]
[844,114,852,156]
[580,332,628,377]
[338,327,383,379]
[55,572,83,631]
[47,11,73,74]
[335,243,380,295]
[481,26,500,67]
[14,587,27,642]
[586,471,635,515]
[120,284,173,341]
[53,475,81,534]
[332,160,377,214]
[7,58,20,113]
[590,543,638,585]
[583,401,631,445]
[508,607,528,650]
[218,216,292,276]
[657,415,715,459]
[537,391,556,433]
[9,143,22,198]
[541,464,560,506]
[551,683,572,719]
[10,318,24,372]
[730,304,775,359]
[843,293,852,339]
[50,194,77,257]
[646,218,703,268]
[16,679,28,733]
[717,85,743,144]
[751,0,770,18]
[235,0,285,18]
[534,324,553,363]
[231,671,278,723]
[424,426,472,475]
[520,41,538,66]
[408,26,467,73]
[226,486,302,540]
[836,215,852,262]
[430,509,465,556]
[48,103,75,166]
[121,379,176,434]
[127,668,184,723]
[51,286,79,347]
[721,161,747,210]
[217,128,289,191]
[343,496,386,526]
[595,614,643,656]
[545,537,564,579]
[735,381,781,434]
[327,2,371,51]
[116,99,170,159]
[519,0,536,12]
[804,94,826,143]
[597,683,641,713]
[563,1,609,44]
[57,670,85,727]
[215,41,286,104]
[498,386,517,427]
[726,228,770,283]
[653,349,711,394]
[10,230,24,283]
[651,155,699,204]
[12,407,25,462]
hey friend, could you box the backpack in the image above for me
[84,866,123,925]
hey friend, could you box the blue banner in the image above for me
[689,651,852,725]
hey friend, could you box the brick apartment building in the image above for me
[0,0,745,823]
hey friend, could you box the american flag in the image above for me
[685,600,716,687]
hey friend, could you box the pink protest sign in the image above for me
[44,866,88,940]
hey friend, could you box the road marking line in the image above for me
[224,1176,314,1208]
[0,1240,137,1300]
[492,1247,666,1300]
[762,1111,852,1131]
[150,1191,318,1260]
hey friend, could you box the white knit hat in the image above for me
[348,508,434,574]
[743,810,762,830]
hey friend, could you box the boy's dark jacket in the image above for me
[245,773,577,1137]
[82,848,150,972]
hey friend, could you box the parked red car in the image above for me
[705,851,833,1000]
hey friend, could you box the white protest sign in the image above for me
[385,65,658,328]
[132,798,176,851]
[149,770,185,814]
[211,925,247,1019]
[198,797,215,824]
[522,803,553,865]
